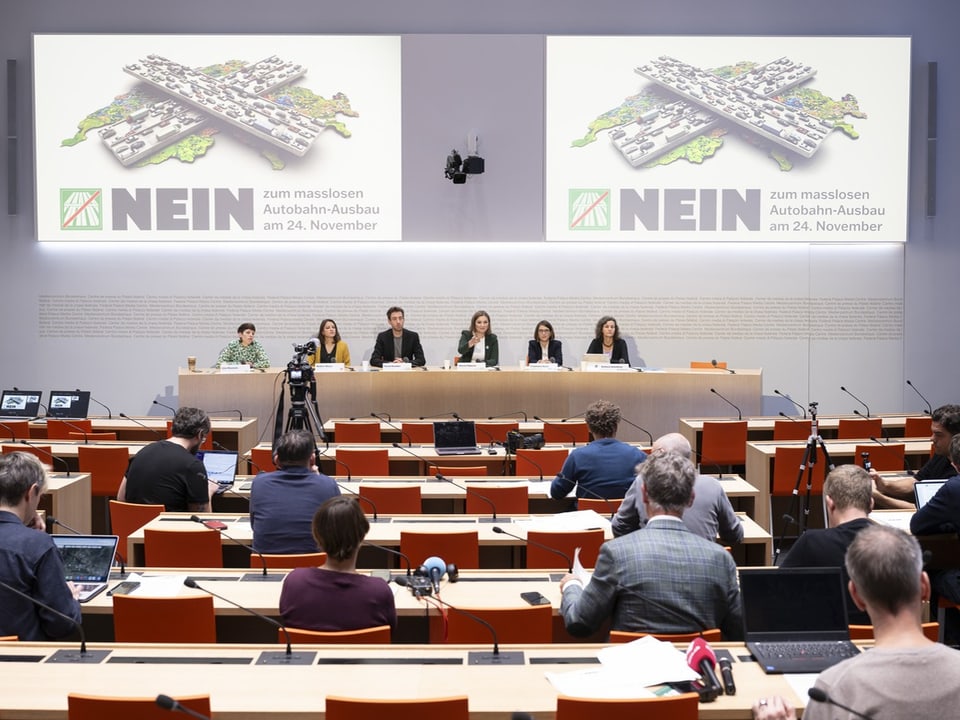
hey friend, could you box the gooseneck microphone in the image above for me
[619,416,654,445]
[868,437,914,475]
[773,389,807,418]
[207,409,243,421]
[375,414,412,446]
[906,379,933,415]
[418,411,460,420]
[709,388,742,420]
[0,421,21,442]
[840,385,871,418]
[19,440,71,476]
[493,526,572,571]
[119,413,164,439]
[183,578,312,665]
[533,416,579,446]
[335,481,382,522]
[575,482,618,518]
[318,451,354,481]
[391,442,442,476]
[515,450,547,481]
[436,473,499,522]
[152,400,177,415]
[807,687,873,720]
[685,637,721,702]
[84,391,113,420]
[711,359,736,374]
[487,411,528,421]
[188,515,279,581]
[56,419,95,444]
[420,593,524,665]
[155,695,212,720]
[364,541,415,576]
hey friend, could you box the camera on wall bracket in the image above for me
[505,431,544,454]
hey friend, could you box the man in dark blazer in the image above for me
[559,450,743,639]
[370,306,426,367]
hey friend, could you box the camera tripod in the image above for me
[773,402,835,565]
[272,356,327,447]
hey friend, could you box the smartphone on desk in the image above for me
[204,520,228,530]
[520,591,551,606]
[107,581,141,596]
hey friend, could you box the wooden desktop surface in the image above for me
[41,472,91,534]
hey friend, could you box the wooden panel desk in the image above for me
[41,472,92,534]
[182,366,762,442]
[0,440,146,473]
[0,641,802,720]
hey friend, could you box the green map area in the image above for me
[573,61,865,171]
[61,60,357,170]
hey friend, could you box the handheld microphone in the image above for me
[420,593,523,665]
[188,515,279,582]
[375,414,412,446]
[709,388,742,420]
[118,413,164,439]
[56,419,94,444]
[718,656,736,695]
[318,451,354,481]
[391,442,441,476]
[0,577,105,662]
[206,409,243,421]
[84,391,113,420]
[868,437,914,475]
[773,389,807,418]
[533,416,579,446]
[685,637,721,702]
[619,416,654,445]
[492,525,571,571]
[417,411,459,420]
[335,481,382,522]
[183,578,313,665]
[435,473,499,521]
[807,687,873,720]
[487,411,529,421]
[840,385,871,418]
[906,379,933,415]
[155,695,212,720]
[421,555,447,594]
[711,359,736,374]
[19,440,71,476]
[152,400,177,415]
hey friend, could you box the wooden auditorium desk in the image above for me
[0,640,803,720]
[41,472,91,534]
[0,440,146,473]
[181,366,762,442]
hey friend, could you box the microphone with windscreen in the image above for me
[711,359,735,374]
[685,637,721,702]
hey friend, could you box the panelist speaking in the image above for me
[457,310,499,367]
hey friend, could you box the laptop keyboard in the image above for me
[76,583,102,593]
[754,641,860,660]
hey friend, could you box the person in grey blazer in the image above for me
[560,451,743,640]
[611,432,743,545]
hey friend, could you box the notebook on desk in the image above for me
[914,479,948,509]
[740,567,860,674]
[433,421,481,456]
[52,534,119,603]
[198,450,239,490]
[46,390,91,419]
[0,389,42,419]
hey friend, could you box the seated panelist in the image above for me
[457,310,499,367]
[306,318,351,367]
[585,315,629,365]
[526,320,563,366]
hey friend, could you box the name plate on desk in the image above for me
[381,363,413,372]
[313,363,347,372]
[524,363,560,372]
[581,362,634,372]
[455,363,489,371]
[219,364,251,374]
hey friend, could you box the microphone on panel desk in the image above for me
[152,400,177,415]
[492,525,572,572]
[155,695,212,720]
[391,442,442,477]
[487,411,528,422]
[19,440,71,476]
[855,410,889,439]
[435,473,499,522]
[317,450,355,481]
[188,515,280,582]
[840,385,871,418]
[418,593,524,665]
[0,421,20,442]
[533,416,579,446]
[868,436,914,475]
[118,413,164,440]
[335,481,383,522]
[84,391,113,420]
[807,687,873,720]
[773,389,807,418]
[206,409,243,421]
[56,419,95,444]
[906,379,933,415]
[709,388,742,420]
[711,359,735,374]
[417,411,460,420]
[375,414,412,446]
[619,416,653,445]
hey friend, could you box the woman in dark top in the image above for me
[279,496,396,633]
[306,318,351,366]
[457,310,499,366]
[586,315,630,365]
[526,320,563,366]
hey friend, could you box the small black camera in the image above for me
[505,431,544,454]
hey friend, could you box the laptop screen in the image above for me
[739,567,849,638]
[915,479,948,509]
[46,391,91,419]
[0,390,42,418]
[197,450,239,485]
[52,535,118,582]
[433,421,478,450]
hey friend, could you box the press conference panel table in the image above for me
[0,641,803,720]
[180,366,762,442]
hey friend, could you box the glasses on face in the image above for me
[538,328,551,334]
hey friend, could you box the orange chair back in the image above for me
[848,622,938,642]
[576,497,622,516]
[542,422,590,445]
[444,604,553,643]
[77,445,130,497]
[282,624,391,644]
[337,448,390,477]
[400,530,479,569]
[68,431,118,441]
[112,594,216,643]
[250,446,277,472]
[836,417,883,440]
[357,484,422,514]
[401,422,434,444]
[773,419,810,441]
[165,420,213,450]
[465,484,528,515]
[903,416,932,438]
[0,635,18,641]
[0,421,30,440]
[436,465,488,476]
[255,552,327,569]
[143,528,223,568]
[334,422,382,444]
[475,421,519,444]
[514,448,568,477]
[609,628,722,643]
[855,443,905,472]
[46,419,93,440]
[2,444,52,463]
[556,693,699,720]
[690,360,726,369]
[526,529,605,569]
[772,446,826,497]
[325,696,468,720]
[700,421,748,467]
[67,694,211,720]
[109,500,163,563]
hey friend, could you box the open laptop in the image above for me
[433,420,481,456]
[740,567,860,674]
[198,449,239,490]
[0,390,42,418]
[46,390,91,419]
[52,534,119,603]
[915,479,948,509]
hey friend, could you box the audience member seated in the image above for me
[279,496,396,633]
[559,451,742,640]
[250,429,340,554]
